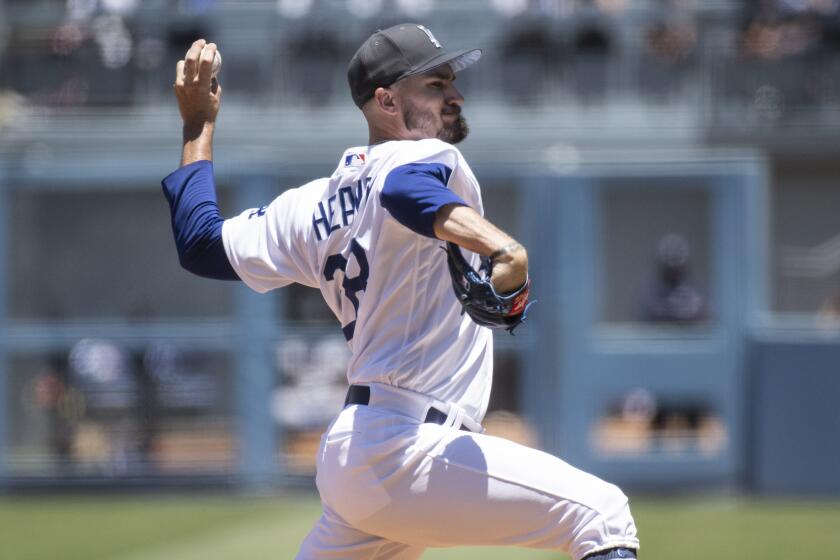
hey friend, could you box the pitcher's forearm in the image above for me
[181,122,215,167]
[433,204,528,293]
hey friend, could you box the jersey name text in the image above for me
[312,176,374,241]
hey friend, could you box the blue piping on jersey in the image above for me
[161,160,240,281]
[380,163,466,238]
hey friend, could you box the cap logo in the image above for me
[417,25,442,48]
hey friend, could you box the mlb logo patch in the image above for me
[344,152,366,167]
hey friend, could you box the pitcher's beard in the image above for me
[403,104,470,145]
[440,115,469,144]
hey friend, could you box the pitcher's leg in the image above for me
[354,427,639,560]
[297,504,425,560]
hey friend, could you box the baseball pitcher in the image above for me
[163,24,639,560]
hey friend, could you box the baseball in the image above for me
[197,44,222,79]
[210,49,222,78]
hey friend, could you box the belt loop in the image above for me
[345,384,370,407]
[447,405,466,431]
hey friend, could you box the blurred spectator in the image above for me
[620,388,657,426]
[129,342,160,463]
[569,18,613,101]
[69,338,136,410]
[645,18,697,66]
[727,1,840,123]
[574,22,611,54]
[641,14,698,100]
[68,338,137,471]
[641,233,707,324]
[741,18,820,60]
[32,353,80,468]
[2,2,139,106]
[92,14,133,69]
[739,0,827,60]
[500,17,562,103]
[284,25,346,105]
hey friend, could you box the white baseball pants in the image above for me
[296,385,639,560]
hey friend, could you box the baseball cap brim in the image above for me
[403,48,482,79]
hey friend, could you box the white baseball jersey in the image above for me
[222,139,493,422]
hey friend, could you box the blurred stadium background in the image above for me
[1,0,840,558]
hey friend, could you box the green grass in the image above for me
[1,494,839,560]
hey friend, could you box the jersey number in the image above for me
[323,239,369,341]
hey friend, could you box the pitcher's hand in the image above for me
[174,39,222,128]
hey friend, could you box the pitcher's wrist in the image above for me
[183,120,215,141]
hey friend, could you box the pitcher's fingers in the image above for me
[198,43,216,89]
[183,38,206,83]
[174,60,185,86]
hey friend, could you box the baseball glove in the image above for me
[444,242,533,333]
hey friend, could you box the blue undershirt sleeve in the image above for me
[380,162,466,238]
[161,160,240,281]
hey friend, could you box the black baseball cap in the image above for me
[348,23,482,108]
